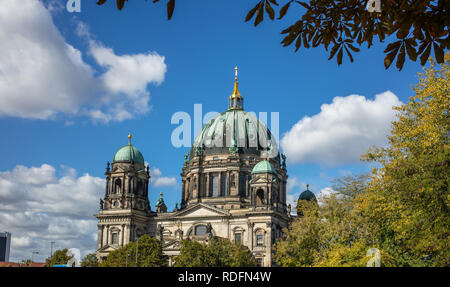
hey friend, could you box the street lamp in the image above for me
[135,237,139,267]
[31,251,39,263]
[50,241,55,259]
[126,253,131,267]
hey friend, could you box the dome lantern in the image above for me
[228,66,244,110]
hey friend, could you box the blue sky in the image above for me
[0,0,426,261]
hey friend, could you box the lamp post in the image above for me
[135,236,139,267]
[126,253,130,267]
[50,241,55,259]
[31,251,39,263]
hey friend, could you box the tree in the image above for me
[46,249,73,267]
[359,53,450,266]
[275,184,395,266]
[99,235,167,267]
[174,237,256,267]
[331,173,369,199]
[173,240,209,267]
[96,0,448,70]
[81,253,99,267]
[274,200,322,266]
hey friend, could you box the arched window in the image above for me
[111,233,118,245]
[212,174,219,197]
[256,189,264,205]
[234,233,242,244]
[194,225,207,235]
[110,228,120,245]
[233,227,245,244]
[114,179,122,194]
[221,173,227,196]
[256,231,264,247]
[137,180,143,195]
[239,173,246,197]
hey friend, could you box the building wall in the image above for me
[0,232,11,262]
[154,207,289,267]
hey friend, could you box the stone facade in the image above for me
[95,153,290,266]
[95,68,291,266]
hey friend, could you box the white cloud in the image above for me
[0,164,104,262]
[150,167,178,188]
[90,44,165,95]
[281,91,402,166]
[0,0,166,123]
[316,187,342,206]
[153,177,178,188]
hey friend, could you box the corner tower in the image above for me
[95,134,151,260]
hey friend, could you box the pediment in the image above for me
[98,244,120,252]
[175,203,229,218]
[112,166,126,173]
[163,239,181,250]
[252,177,270,184]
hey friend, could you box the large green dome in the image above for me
[190,67,279,161]
[191,109,279,158]
[252,160,276,175]
[113,144,145,165]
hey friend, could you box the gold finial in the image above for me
[231,66,240,98]
[128,133,132,145]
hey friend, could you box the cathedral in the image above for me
[95,68,293,267]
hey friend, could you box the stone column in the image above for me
[245,175,249,197]
[247,222,254,250]
[121,224,125,247]
[206,173,210,197]
[192,176,198,199]
[218,173,222,196]
[237,172,241,196]
[125,225,130,245]
[181,180,186,203]
[105,226,109,246]
[97,225,103,249]
[266,223,272,266]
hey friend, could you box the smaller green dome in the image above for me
[155,192,165,207]
[299,189,316,202]
[113,144,145,165]
[251,160,276,175]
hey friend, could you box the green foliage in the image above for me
[96,0,448,70]
[174,237,256,267]
[274,201,322,266]
[99,235,167,267]
[359,53,450,266]
[20,259,33,266]
[276,54,449,267]
[275,185,395,267]
[46,249,73,267]
[331,173,369,199]
[81,253,98,267]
